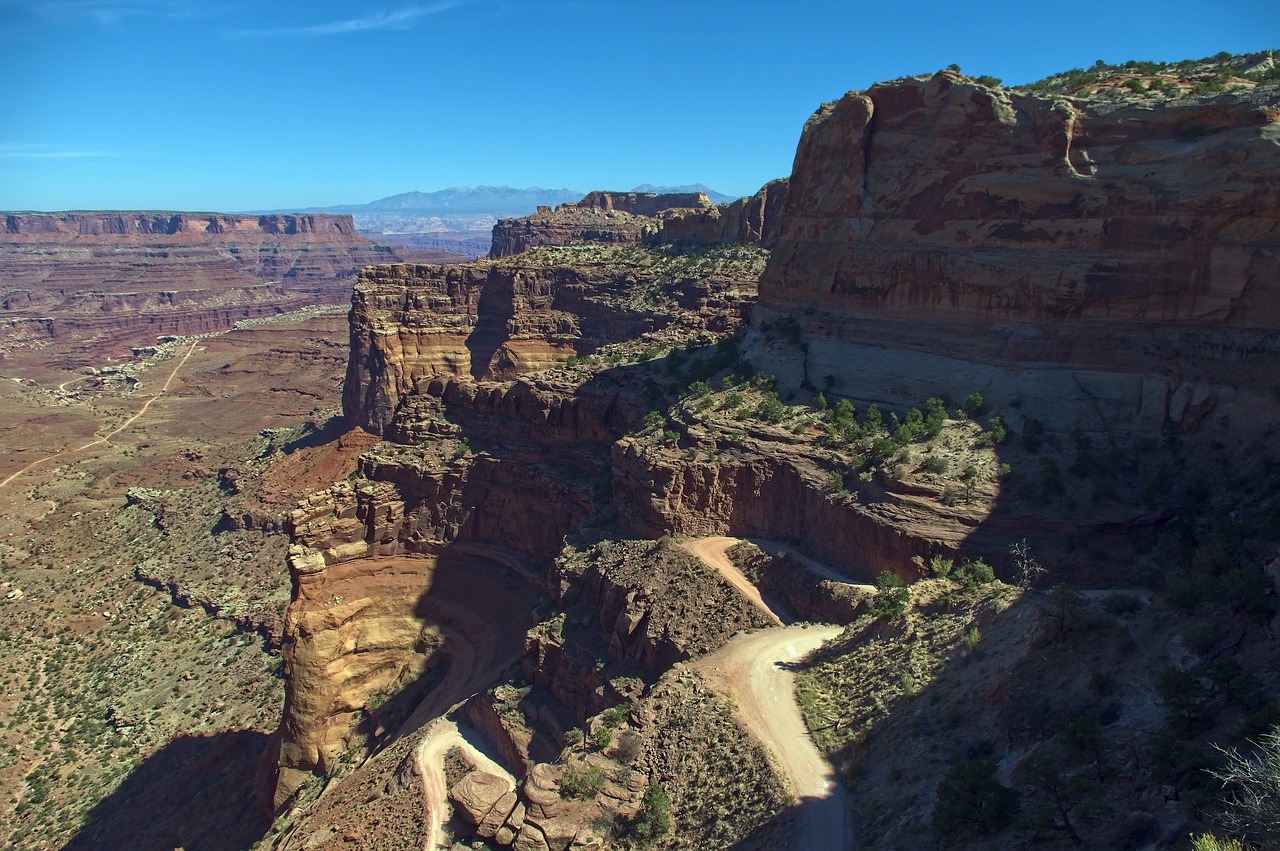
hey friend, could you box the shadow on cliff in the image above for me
[64,729,271,851]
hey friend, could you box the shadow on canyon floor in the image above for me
[64,729,271,851]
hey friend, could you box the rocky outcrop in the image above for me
[756,73,1280,436]
[343,251,757,433]
[0,211,398,352]
[489,192,713,258]
[654,179,789,248]
[610,435,971,581]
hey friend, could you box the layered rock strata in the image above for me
[489,186,789,260]
[343,248,759,433]
[655,179,789,249]
[0,212,397,352]
[489,191,714,258]
[756,72,1280,435]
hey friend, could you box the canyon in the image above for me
[1,52,1278,851]
[0,213,398,375]
[260,64,1280,851]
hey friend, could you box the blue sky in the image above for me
[1,0,1275,211]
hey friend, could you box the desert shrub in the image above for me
[1009,539,1045,588]
[863,404,884,434]
[590,725,612,751]
[932,759,1020,842]
[754,391,788,423]
[921,455,952,473]
[631,783,672,845]
[955,559,996,587]
[1207,725,1280,847]
[615,731,642,764]
[560,764,605,799]
[986,415,1009,445]
[924,396,947,436]
[870,571,909,620]
[929,554,954,578]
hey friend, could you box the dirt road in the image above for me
[748,538,874,588]
[683,536,851,850]
[416,718,515,851]
[678,536,789,626]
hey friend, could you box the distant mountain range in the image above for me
[292,186,584,218]
[274,184,739,219]
[256,185,742,236]
[630,184,737,205]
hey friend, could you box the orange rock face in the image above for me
[756,73,1280,435]
[767,73,1280,325]
[343,255,756,433]
[488,192,714,258]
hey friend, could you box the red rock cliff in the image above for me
[755,73,1280,435]
[0,211,398,351]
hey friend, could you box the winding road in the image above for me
[685,536,851,851]
[0,340,199,490]
[417,718,516,851]
[411,536,851,850]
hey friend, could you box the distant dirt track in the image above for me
[0,339,199,490]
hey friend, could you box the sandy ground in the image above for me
[0,339,198,489]
[683,536,851,851]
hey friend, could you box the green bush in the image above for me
[590,725,613,751]
[956,559,996,587]
[871,571,910,620]
[986,415,1009,445]
[929,554,954,578]
[924,397,947,437]
[631,783,672,845]
[560,764,606,799]
[754,391,788,423]
[932,759,1020,841]
[923,454,950,474]
[1189,835,1245,851]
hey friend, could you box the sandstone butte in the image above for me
[254,70,1280,849]
[0,212,397,352]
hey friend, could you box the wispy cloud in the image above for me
[0,145,126,160]
[0,1,209,26]
[228,3,459,38]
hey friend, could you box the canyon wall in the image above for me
[0,212,398,353]
[754,73,1280,436]
[490,187,788,259]
[655,179,789,249]
[343,253,756,433]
